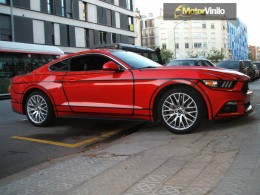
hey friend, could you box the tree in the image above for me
[160,48,174,64]
[207,49,224,62]
[248,52,255,61]
[186,51,198,58]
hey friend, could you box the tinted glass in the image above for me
[110,51,161,69]
[217,61,239,69]
[243,61,251,68]
[167,60,196,66]
[253,62,260,69]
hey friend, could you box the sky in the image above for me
[135,0,259,46]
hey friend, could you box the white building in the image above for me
[141,16,230,59]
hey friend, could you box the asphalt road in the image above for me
[0,78,259,180]
[0,101,141,179]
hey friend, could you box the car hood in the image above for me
[135,66,249,81]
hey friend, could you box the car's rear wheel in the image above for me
[25,91,55,127]
[158,87,205,134]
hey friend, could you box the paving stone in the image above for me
[180,187,212,195]
[154,185,183,195]
[166,168,203,187]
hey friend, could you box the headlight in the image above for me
[202,80,236,89]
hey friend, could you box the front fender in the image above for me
[149,79,213,121]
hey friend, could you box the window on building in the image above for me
[175,43,179,49]
[128,16,134,31]
[85,29,89,48]
[99,31,107,45]
[111,33,116,43]
[193,32,201,39]
[194,42,202,48]
[192,22,201,28]
[126,0,133,11]
[211,32,215,38]
[0,0,8,4]
[60,24,75,47]
[185,43,189,48]
[203,42,207,48]
[65,0,72,18]
[162,44,166,49]
[202,32,207,39]
[61,0,65,17]
[47,0,53,14]
[0,14,12,41]
[211,23,215,29]
[212,42,216,48]
[202,23,206,28]
[82,2,87,21]
[44,21,55,45]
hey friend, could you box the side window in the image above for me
[203,60,214,67]
[49,59,69,71]
[69,54,117,71]
[197,61,203,66]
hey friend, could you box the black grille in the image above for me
[241,81,249,94]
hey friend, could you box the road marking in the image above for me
[12,123,141,148]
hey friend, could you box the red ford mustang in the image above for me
[10,49,253,134]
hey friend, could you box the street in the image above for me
[0,101,141,179]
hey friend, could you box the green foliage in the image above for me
[248,52,255,61]
[208,49,224,62]
[160,48,174,63]
[186,49,224,62]
[186,51,198,58]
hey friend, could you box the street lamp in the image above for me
[173,20,187,58]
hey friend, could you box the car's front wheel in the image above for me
[25,91,55,127]
[158,87,206,134]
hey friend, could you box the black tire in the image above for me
[158,87,206,134]
[25,91,55,127]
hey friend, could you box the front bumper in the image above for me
[215,90,253,119]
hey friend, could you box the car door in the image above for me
[62,54,134,115]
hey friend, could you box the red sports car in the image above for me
[10,50,253,134]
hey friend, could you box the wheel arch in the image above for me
[150,80,212,122]
[22,86,56,115]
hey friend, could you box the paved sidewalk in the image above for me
[0,108,260,195]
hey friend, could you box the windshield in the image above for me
[243,61,250,68]
[217,61,239,69]
[167,60,196,66]
[110,51,162,69]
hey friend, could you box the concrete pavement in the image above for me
[0,104,260,195]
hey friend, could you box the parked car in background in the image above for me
[10,49,253,134]
[217,60,247,75]
[253,64,259,79]
[93,43,164,65]
[243,60,257,80]
[253,61,260,71]
[166,58,215,67]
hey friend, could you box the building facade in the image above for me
[141,16,248,60]
[0,0,137,53]
[248,45,256,60]
[227,19,248,60]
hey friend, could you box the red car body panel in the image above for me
[10,49,253,123]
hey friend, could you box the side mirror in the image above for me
[102,61,120,71]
